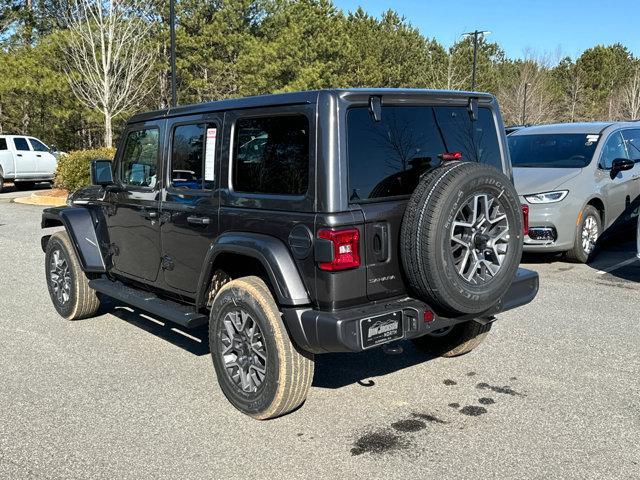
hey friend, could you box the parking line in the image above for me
[596,257,639,275]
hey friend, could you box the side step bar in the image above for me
[88,278,208,329]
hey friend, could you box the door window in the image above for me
[232,115,309,195]
[13,137,30,151]
[622,129,640,160]
[120,128,160,188]
[29,138,49,152]
[170,123,217,190]
[0,138,7,150]
[600,132,628,170]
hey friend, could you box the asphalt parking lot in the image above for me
[0,191,638,480]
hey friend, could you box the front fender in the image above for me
[41,207,106,273]
[196,232,310,308]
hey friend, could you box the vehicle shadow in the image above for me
[100,298,434,387]
[312,343,434,389]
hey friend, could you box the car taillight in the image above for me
[521,204,529,236]
[439,151,462,161]
[317,228,360,271]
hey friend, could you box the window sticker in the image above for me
[204,128,217,182]
[586,134,599,145]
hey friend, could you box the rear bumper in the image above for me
[283,268,539,353]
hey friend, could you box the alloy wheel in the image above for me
[49,249,71,305]
[219,308,268,393]
[581,215,599,254]
[450,193,511,284]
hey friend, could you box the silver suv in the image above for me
[509,122,640,263]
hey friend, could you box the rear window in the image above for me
[13,137,30,151]
[0,138,6,150]
[347,106,502,202]
[508,133,599,168]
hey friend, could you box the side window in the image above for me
[622,129,640,160]
[600,132,627,169]
[13,137,30,151]
[232,114,309,195]
[29,138,49,152]
[120,128,159,188]
[0,138,7,150]
[170,123,217,190]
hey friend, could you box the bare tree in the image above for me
[616,64,640,120]
[63,0,154,147]
[497,54,556,126]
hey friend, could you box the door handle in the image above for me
[17,153,22,157]
[36,154,42,157]
[187,216,211,225]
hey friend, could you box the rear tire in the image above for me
[412,321,492,357]
[0,174,4,193]
[209,276,314,419]
[565,205,601,263]
[45,232,101,320]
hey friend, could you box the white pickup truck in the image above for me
[0,135,58,192]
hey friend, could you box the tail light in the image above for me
[317,228,360,271]
[521,204,529,236]
[439,151,462,161]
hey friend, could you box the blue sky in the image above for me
[333,0,640,61]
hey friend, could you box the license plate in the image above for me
[360,311,403,349]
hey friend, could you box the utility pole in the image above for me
[170,0,177,107]
[522,82,531,125]
[462,30,491,90]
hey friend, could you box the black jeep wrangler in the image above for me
[41,89,538,419]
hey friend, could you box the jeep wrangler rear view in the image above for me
[41,89,539,419]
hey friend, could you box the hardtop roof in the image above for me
[127,88,496,124]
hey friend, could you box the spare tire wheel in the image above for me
[401,161,523,315]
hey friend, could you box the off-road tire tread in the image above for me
[46,231,100,320]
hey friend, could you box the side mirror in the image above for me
[610,158,635,178]
[90,159,114,186]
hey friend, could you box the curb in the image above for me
[13,191,68,207]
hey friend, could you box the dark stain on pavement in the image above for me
[391,419,426,433]
[351,431,404,456]
[448,402,460,409]
[477,382,525,397]
[443,379,457,386]
[412,412,447,424]
[478,397,495,405]
[459,406,488,416]
[466,371,477,377]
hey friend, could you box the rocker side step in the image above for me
[88,278,208,329]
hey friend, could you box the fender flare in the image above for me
[196,232,310,308]
[41,207,106,273]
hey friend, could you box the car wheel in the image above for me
[209,276,314,419]
[565,205,601,263]
[401,162,524,316]
[412,321,492,357]
[0,174,4,193]
[45,232,101,320]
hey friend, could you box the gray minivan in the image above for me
[509,122,640,262]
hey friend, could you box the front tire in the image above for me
[412,321,492,357]
[209,276,314,419]
[45,232,101,320]
[566,205,601,263]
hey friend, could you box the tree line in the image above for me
[1,0,639,150]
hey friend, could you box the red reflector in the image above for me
[521,204,529,236]
[423,310,435,323]
[440,151,462,161]
[318,228,361,271]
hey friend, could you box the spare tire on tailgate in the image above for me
[401,161,523,316]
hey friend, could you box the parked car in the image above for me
[40,89,538,419]
[505,124,528,136]
[0,135,58,192]
[509,122,640,263]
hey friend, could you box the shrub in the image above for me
[54,147,116,192]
